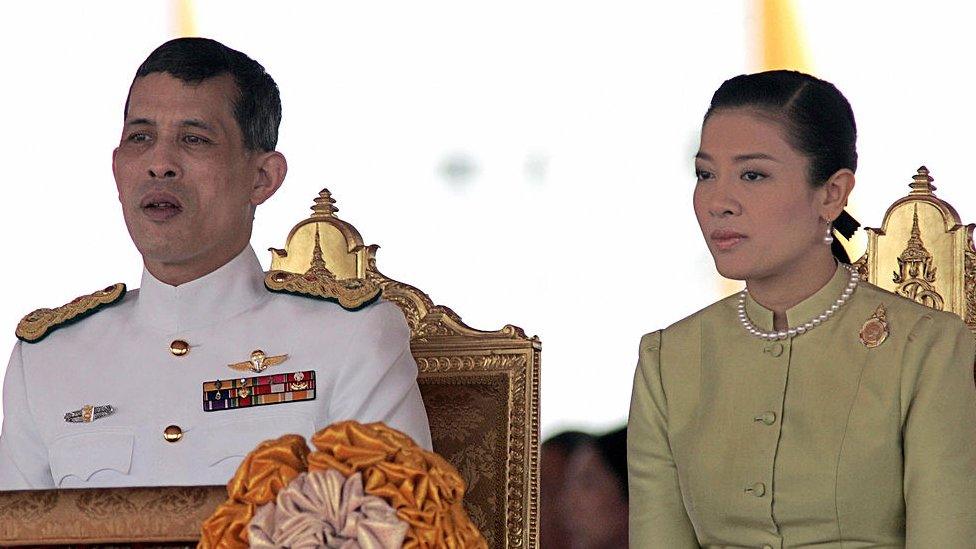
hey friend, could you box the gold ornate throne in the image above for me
[852,166,976,340]
[0,190,540,548]
[267,190,541,548]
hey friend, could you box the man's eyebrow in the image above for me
[694,152,712,161]
[126,118,154,126]
[182,119,215,131]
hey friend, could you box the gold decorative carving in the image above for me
[852,253,869,279]
[908,165,936,195]
[506,362,529,548]
[416,354,527,373]
[863,167,976,340]
[965,247,976,333]
[372,269,530,346]
[269,189,370,279]
[892,205,945,310]
[16,283,126,343]
[527,347,541,547]
[265,223,382,310]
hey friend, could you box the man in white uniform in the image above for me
[0,38,431,489]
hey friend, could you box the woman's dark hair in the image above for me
[705,70,860,263]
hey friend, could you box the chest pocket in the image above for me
[49,430,134,487]
[201,414,316,468]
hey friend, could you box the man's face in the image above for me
[113,72,259,272]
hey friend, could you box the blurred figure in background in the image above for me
[541,430,592,547]
[560,427,629,549]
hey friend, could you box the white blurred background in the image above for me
[1,1,974,436]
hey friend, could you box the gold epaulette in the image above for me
[16,283,127,343]
[265,267,381,311]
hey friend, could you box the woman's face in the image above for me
[693,108,825,281]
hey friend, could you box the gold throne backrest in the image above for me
[853,166,976,337]
[269,190,541,549]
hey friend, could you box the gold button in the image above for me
[163,425,183,443]
[170,340,190,356]
[755,411,777,426]
[745,482,766,497]
[763,545,774,549]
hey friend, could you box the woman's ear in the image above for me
[820,168,855,222]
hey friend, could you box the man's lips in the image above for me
[710,229,747,251]
[139,191,184,221]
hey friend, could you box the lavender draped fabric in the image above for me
[248,470,408,548]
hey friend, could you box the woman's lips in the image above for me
[711,230,747,251]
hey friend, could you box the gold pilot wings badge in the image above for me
[16,283,127,343]
[228,349,289,373]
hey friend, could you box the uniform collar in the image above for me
[134,245,269,333]
[743,263,848,332]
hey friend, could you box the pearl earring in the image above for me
[824,222,834,245]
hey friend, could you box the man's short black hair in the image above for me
[124,37,281,152]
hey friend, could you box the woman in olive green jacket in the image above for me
[627,71,976,548]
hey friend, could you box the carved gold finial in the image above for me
[899,205,930,263]
[909,166,936,195]
[311,223,328,270]
[311,189,339,218]
[893,204,944,309]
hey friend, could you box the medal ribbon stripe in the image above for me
[204,390,315,411]
[203,379,317,401]
[203,371,315,412]
[202,371,310,392]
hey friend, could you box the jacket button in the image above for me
[762,343,784,357]
[745,482,766,497]
[170,340,190,357]
[163,425,183,442]
[762,545,774,549]
[754,411,777,425]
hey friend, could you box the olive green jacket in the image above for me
[628,266,976,548]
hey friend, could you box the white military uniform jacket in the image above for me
[0,246,431,489]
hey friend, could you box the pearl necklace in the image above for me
[737,265,860,341]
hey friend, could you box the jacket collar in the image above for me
[133,245,269,333]
[743,262,849,333]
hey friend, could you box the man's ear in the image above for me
[250,151,288,206]
[111,147,123,201]
[820,168,855,222]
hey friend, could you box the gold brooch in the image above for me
[859,304,889,348]
[228,349,289,373]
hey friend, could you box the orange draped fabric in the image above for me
[198,421,486,549]
[308,422,484,549]
[198,434,310,548]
